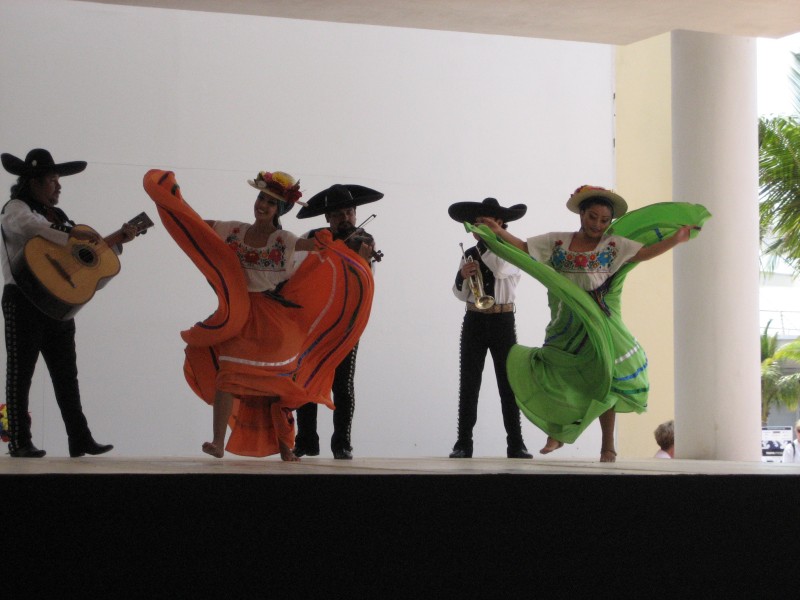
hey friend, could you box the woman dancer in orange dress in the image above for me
[144,169,373,461]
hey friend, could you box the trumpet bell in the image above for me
[460,242,496,311]
[474,295,495,310]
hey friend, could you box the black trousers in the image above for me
[295,343,359,452]
[456,310,524,448]
[2,284,91,451]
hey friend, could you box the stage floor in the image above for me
[1,454,797,476]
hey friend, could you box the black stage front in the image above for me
[1,457,797,595]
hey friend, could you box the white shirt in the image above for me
[782,440,800,463]
[453,246,520,304]
[1,199,71,285]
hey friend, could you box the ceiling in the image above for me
[75,0,800,45]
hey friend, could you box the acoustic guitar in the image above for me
[12,212,154,320]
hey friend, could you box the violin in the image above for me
[334,214,384,262]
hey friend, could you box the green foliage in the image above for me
[759,51,800,424]
[759,52,800,271]
[761,322,800,424]
[759,116,800,267]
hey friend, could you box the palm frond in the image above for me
[760,52,800,271]
[760,318,800,420]
[773,338,800,363]
[759,116,800,268]
[776,372,800,410]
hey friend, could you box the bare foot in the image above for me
[280,443,300,462]
[540,437,564,455]
[202,441,224,458]
[600,449,617,462]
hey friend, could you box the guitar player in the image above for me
[0,148,137,458]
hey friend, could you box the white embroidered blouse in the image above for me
[212,220,299,292]
[526,232,643,291]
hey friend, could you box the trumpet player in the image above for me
[447,197,532,459]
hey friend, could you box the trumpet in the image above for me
[460,243,495,310]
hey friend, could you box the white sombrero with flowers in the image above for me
[566,185,628,217]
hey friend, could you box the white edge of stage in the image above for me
[0,456,798,476]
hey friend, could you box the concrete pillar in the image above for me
[615,33,676,457]
[671,30,762,460]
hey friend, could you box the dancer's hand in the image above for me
[674,224,701,244]
[475,216,503,234]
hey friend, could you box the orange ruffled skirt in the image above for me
[143,169,374,457]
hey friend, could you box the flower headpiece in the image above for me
[248,170,303,204]
[574,185,606,196]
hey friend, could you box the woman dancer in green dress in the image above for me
[468,185,709,462]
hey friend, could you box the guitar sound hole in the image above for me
[74,245,98,267]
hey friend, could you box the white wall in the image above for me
[0,0,615,458]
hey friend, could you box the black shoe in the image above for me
[69,437,113,458]
[9,443,46,458]
[507,445,533,459]
[449,442,473,459]
[332,447,353,460]
[293,443,320,458]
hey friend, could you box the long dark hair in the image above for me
[9,174,36,201]
[6,171,69,223]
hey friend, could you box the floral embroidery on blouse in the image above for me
[551,239,619,272]
[225,226,289,270]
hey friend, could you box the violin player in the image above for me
[448,197,532,459]
[292,183,383,459]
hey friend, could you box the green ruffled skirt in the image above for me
[466,202,711,444]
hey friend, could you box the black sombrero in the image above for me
[296,184,384,219]
[2,148,86,178]
[448,197,527,223]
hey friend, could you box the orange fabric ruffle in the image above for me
[143,169,374,457]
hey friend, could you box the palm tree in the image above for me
[760,321,800,425]
[759,52,800,270]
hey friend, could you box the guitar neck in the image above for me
[103,229,127,248]
[101,213,153,247]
